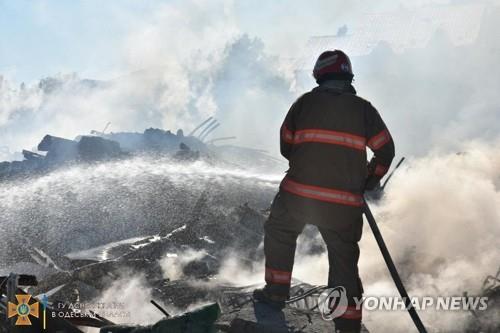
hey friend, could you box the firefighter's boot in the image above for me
[253,287,286,309]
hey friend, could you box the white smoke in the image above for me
[2,0,500,161]
[216,254,264,287]
[356,141,500,331]
[0,76,42,126]
[97,273,166,325]
[159,248,209,281]
[0,0,294,161]
[209,141,500,332]
[0,0,231,160]
[289,142,500,332]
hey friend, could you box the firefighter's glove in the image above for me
[365,175,381,192]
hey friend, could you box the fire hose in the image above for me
[363,199,428,333]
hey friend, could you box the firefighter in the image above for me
[254,50,395,333]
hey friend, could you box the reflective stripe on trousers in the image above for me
[338,305,362,320]
[265,267,292,285]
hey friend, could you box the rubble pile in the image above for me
[0,125,497,332]
[0,117,285,183]
[464,267,500,333]
[0,128,204,182]
[0,206,363,332]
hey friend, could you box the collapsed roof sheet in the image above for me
[301,3,485,67]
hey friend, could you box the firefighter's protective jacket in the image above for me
[279,85,395,213]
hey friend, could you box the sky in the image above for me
[0,0,470,83]
[0,0,144,82]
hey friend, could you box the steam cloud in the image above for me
[159,248,209,281]
[98,274,166,325]
[213,142,500,332]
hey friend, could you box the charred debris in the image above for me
[0,117,283,182]
[1,220,498,332]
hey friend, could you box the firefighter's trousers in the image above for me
[263,191,363,330]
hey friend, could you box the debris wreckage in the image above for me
[0,127,201,182]
[0,223,373,333]
[1,223,499,332]
[0,118,284,182]
[0,123,498,333]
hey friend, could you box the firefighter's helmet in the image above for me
[313,50,353,83]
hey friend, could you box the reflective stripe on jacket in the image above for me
[280,85,395,206]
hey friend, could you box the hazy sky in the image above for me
[0,0,469,83]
